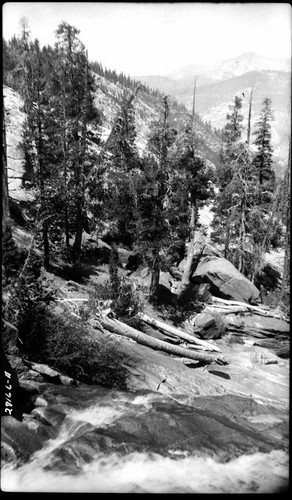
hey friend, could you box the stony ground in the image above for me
[2,258,289,497]
[40,261,289,408]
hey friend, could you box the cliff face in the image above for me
[3,86,29,202]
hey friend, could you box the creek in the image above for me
[1,383,289,494]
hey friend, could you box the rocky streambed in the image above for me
[1,320,289,494]
[1,232,290,493]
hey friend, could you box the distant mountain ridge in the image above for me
[138,52,291,88]
[137,53,291,175]
[168,52,291,83]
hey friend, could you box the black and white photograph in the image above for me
[2,1,291,493]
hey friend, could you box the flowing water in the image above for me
[1,387,289,494]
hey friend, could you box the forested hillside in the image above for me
[139,53,291,176]
[3,22,290,300]
[2,23,290,398]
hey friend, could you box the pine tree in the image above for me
[175,80,214,296]
[211,94,263,276]
[211,96,244,261]
[19,35,56,268]
[247,98,280,282]
[53,22,100,262]
[252,97,275,206]
[133,97,176,302]
[91,85,142,246]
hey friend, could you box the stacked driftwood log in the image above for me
[96,295,290,364]
[56,290,289,366]
[98,314,228,365]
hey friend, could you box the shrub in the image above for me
[2,222,26,285]
[254,264,281,292]
[162,284,205,326]
[19,303,128,390]
[84,246,144,329]
[86,277,144,330]
[260,288,290,316]
[3,250,48,332]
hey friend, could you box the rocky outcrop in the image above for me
[178,242,222,274]
[24,361,78,386]
[131,267,174,292]
[1,415,45,462]
[3,86,31,202]
[193,311,216,330]
[225,313,290,338]
[192,256,260,303]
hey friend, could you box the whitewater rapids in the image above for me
[1,397,289,494]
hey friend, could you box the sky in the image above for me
[2,2,292,76]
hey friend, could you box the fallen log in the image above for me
[137,313,221,353]
[185,343,210,351]
[172,358,203,366]
[56,298,88,302]
[99,317,228,365]
[146,329,205,348]
[211,297,288,321]
[206,305,250,315]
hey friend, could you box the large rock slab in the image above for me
[131,267,173,291]
[192,256,260,303]
[225,313,290,338]
[19,383,288,469]
[178,242,222,274]
[1,415,45,462]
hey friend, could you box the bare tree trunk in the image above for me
[238,192,246,274]
[247,87,254,147]
[148,97,170,303]
[2,101,10,221]
[99,317,227,365]
[177,79,198,297]
[37,118,50,268]
[138,313,222,352]
[149,248,160,303]
[73,52,89,262]
[238,88,254,274]
[177,202,196,297]
[59,110,70,253]
[224,221,231,260]
[281,144,291,301]
[32,59,50,269]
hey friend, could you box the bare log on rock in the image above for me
[99,317,227,365]
[205,303,279,318]
[211,297,288,321]
[137,313,222,353]
[206,304,249,315]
